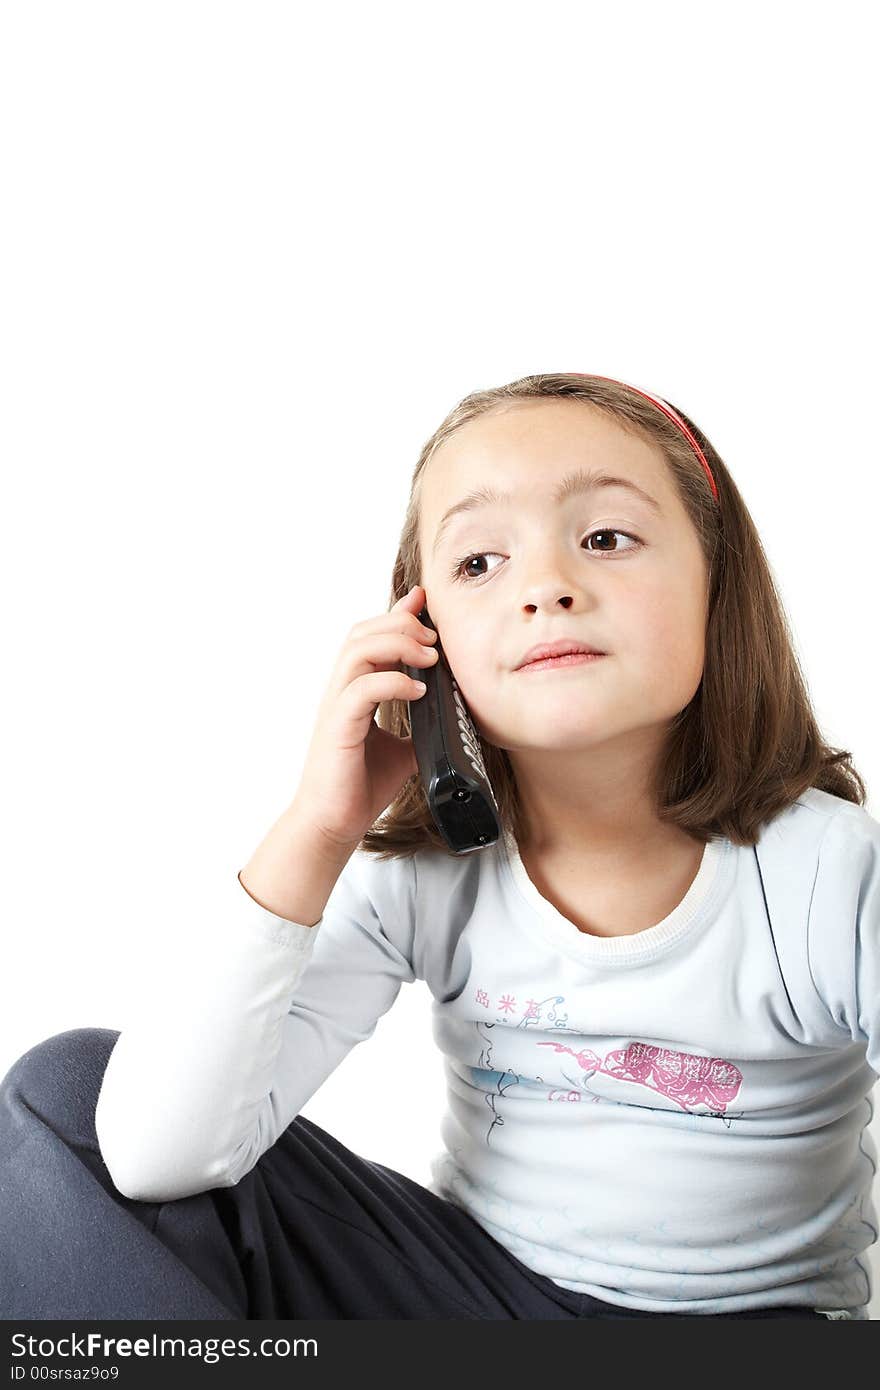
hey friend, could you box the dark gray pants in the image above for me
[0,1028,829,1320]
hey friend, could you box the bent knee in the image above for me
[1,1027,121,1135]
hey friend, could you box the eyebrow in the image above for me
[431,467,663,556]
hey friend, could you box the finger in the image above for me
[393,582,425,611]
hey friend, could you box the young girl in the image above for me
[1,372,876,1321]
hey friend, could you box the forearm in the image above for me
[238,800,359,926]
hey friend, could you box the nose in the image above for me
[520,564,581,612]
[518,540,594,614]
[523,591,574,612]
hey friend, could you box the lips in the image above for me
[515,639,606,670]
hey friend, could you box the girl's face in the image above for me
[417,399,710,760]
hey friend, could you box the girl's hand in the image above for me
[291,584,439,850]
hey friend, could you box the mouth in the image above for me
[514,639,608,671]
[516,652,608,672]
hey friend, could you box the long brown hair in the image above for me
[359,372,866,859]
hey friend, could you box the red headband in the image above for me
[569,373,719,503]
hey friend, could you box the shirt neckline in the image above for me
[497,822,734,967]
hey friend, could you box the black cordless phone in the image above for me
[403,604,502,854]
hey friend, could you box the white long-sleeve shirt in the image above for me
[94,786,879,1318]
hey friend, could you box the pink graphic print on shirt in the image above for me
[537,1038,743,1114]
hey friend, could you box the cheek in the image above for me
[636,566,705,645]
[635,588,706,688]
[442,636,487,688]
[432,598,493,672]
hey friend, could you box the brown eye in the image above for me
[450,551,504,583]
[462,556,487,578]
[583,529,641,556]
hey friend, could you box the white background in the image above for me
[2,1,877,1317]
